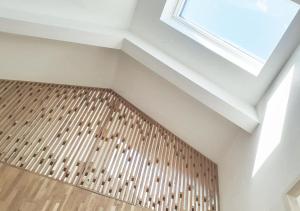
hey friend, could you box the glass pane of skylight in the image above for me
[180,0,299,61]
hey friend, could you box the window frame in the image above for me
[160,0,265,76]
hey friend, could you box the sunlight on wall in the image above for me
[287,195,300,211]
[252,65,295,177]
[287,179,300,211]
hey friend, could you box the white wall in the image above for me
[219,46,300,211]
[113,53,239,162]
[0,32,119,88]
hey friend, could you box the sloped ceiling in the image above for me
[0,0,299,133]
[0,0,138,28]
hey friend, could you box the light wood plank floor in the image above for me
[0,163,150,211]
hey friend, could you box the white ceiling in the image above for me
[0,0,299,133]
[0,0,137,29]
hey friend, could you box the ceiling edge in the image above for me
[0,10,126,49]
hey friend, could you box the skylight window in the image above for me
[161,0,299,75]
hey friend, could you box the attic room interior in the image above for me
[0,0,299,210]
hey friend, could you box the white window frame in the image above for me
[160,0,264,76]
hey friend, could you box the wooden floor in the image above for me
[0,80,219,211]
[0,163,150,211]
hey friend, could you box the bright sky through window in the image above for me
[180,0,299,61]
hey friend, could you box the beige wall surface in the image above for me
[113,53,239,162]
[0,32,119,88]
